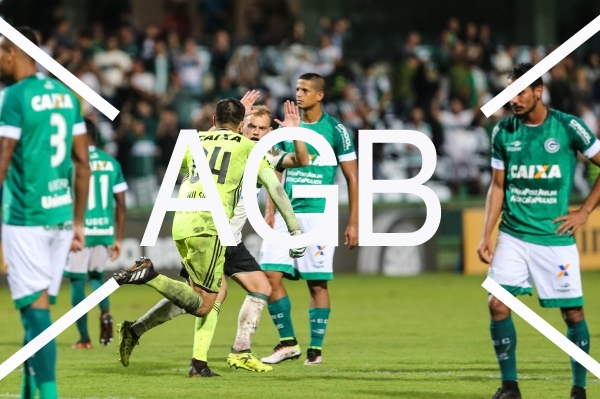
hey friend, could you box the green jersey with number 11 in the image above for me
[491,109,600,246]
[84,146,128,246]
[0,73,85,226]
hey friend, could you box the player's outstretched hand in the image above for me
[71,223,85,252]
[110,240,122,261]
[477,236,493,264]
[240,90,261,116]
[345,221,358,250]
[553,208,589,236]
[274,100,300,128]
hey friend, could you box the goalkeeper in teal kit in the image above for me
[477,63,600,399]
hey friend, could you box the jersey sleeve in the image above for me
[180,148,190,174]
[0,87,23,140]
[112,159,128,194]
[490,123,505,170]
[332,122,357,162]
[256,156,275,186]
[567,116,600,158]
[72,94,86,136]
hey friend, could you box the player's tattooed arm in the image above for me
[554,151,600,236]
[0,137,17,187]
[477,168,506,263]
[341,159,359,250]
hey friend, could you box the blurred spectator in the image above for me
[21,13,600,207]
[94,34,133,102]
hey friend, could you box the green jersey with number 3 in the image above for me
[172,130,273,240]
[83,146,128,246]
[491,109,600,246]
[0,73,85,227]
[275,113,356,213]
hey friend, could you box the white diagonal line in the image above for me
[482,277,600,379]
[0,18,119,120]
[481,15,600,117]
[0,278,120,380]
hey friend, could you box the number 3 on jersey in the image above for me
[50,113,67,167]
[190,146,231,184]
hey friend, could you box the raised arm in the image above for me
[274,101,310,168]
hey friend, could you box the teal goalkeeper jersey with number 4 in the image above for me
[274,113,357,213]
[491,109,600,246]
[0,73,85,226]
[83,146,128,247]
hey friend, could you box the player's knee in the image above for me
[258,279,272,297]
[194,300,215,318]
[488,295,511,320]
[308,281,328,298]
[561,306,584,325]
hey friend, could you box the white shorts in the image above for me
[489,231,583,308]
[259,213,334,281]
[2,224,73,309]
[64,245,110,278]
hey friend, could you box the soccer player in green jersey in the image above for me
[260,73,359,365]
[477,63,600,399]
[0,27,91,399]
[65,118,127,349]
[114,98,307,377]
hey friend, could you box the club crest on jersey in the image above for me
[31,93,74,111]
[509,164,561,179]
[544,138,560,153]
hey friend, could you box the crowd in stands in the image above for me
[13,7,600,207]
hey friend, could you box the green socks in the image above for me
[146,275,201,314]
[568,320,590,388]
[89,271,109,313]
[309,308,330,349]
[20,307,58,399]
[70,278,89,342]
[268,296,296,341]
[192,302,221,361]
[490,316,518,382]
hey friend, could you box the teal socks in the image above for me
[309,308,330,349]
[568,320,590,388]
[70,279,89,342]
[490,316,518,382]
[89,272,109,313]
[20,307,58,399]
[268,296,296,341]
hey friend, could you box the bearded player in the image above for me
[478,63,600,399]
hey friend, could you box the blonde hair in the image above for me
[251,105,272,120]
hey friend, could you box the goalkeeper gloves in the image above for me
[288,228,306,258]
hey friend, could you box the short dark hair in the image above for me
[508,63,543,88]
[85,118,97,144]
[215,98,245,127]
[1,26,39,49]
[298,72,326,92]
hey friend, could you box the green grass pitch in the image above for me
[0,273,599,398]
